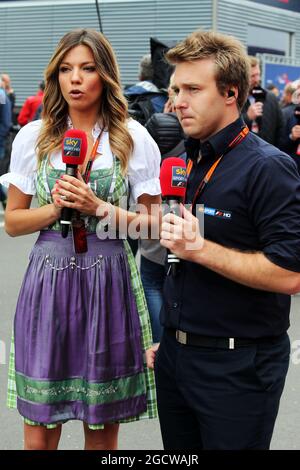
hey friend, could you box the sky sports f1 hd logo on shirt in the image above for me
[63,137,82,157]
[199,206,232,220]
[171,166,187,188]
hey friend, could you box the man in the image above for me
[126,54,159,94]
[140,73,186,344]
[125,54,167,125]
[0,78,11,158]
[242,56,284,147]
[152,30,300,450]
[0,78,12,208]
[281,81,300,173]
[17,80,44,126]
[281,82,296,109]
[1,73,15,111]
[266,82,280,98]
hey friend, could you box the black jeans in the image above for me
[155,329,290,450]
[140,256,165,343]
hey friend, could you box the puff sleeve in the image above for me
[127,119,161,203]
[0,120,41,195]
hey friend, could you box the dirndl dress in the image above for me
[7,154,157,429]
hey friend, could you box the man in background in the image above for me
[17,80,44,126]
[0,77,12,208]
[281,80,300,173]
[126,54,159,94]
[1,73,15,112]
[242,56,284,147]
[281,82,296,109]
[0,78,11,161]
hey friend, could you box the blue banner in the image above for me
[264,63,300,96]
[250,0,300,13]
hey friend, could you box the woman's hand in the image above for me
[51,187,63,215]
[145,343,160,369]
[51,172,105,216]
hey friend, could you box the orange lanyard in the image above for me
[186,126,249,209]
[83,127,105,184]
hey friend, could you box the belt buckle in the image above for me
[176,330,187,345]
[229,338,235,350]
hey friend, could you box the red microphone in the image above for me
[160,157,187,275]
[60,129,88,238]
[160,156,187,202]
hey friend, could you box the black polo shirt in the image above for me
[161,117,300,338]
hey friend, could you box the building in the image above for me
[1,0,300,106]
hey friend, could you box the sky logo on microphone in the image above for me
[63,137,81,157]
[171,166,187,187]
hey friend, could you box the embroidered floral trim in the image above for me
[24,383,118,398]
[16,372,147,406]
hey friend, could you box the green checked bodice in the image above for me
[36,154,127,232]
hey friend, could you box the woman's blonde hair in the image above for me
[36,29,133,172]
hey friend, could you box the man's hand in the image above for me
[247,102,263,121]
[163,97,175,113]
[291,125,300,141]
[160,205,204,262]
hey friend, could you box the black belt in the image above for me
[168,328,282,350]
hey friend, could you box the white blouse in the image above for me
[0,118,161,203]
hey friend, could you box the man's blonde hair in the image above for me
[166,30,250,109]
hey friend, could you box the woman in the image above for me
[0,29,161,450]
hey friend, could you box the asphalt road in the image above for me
[0,208,299,450]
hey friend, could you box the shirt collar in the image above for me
[66,118,105,154]
[66,117,103,138]
[200,117,246,162]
